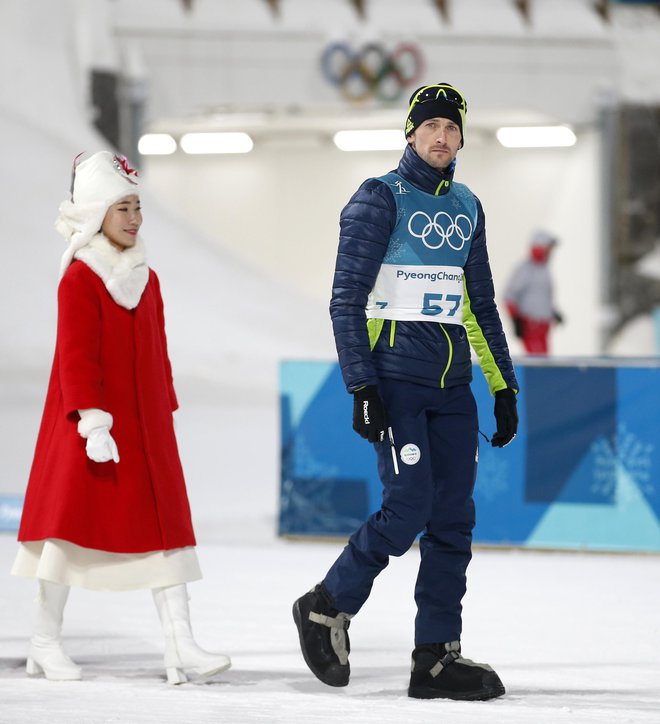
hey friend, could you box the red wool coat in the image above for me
[18,260,196,553]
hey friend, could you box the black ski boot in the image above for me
[408,641,505,701]
[292,583,351,687]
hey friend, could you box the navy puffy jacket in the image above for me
[330,144,518,395]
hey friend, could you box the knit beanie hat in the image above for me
[55,151,139,278]
[405,83,467,147]
[530,229,558,248]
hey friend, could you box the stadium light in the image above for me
[496,126,577,148]
[333,130,407,152]
[180,132,254,154]
[137,133,177,155]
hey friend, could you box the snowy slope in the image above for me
[0,1,334,512]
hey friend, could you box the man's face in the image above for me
[407,116,462,170]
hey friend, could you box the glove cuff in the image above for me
[78,408,114,438]
[495,388,517,400]
[352,384,377,398]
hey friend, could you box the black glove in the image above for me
[352,385,387,443]
[512,316,524,338]
[491,388,518,448]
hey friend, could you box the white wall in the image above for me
[142,125,602,356]
[112,0,622,127]
[458,129,603,356]
[0,0,333,513]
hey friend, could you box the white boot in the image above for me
[152,584,231,685]
[26,580,82,681]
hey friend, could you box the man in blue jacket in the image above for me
[293,83,518,701]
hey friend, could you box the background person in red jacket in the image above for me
[12,151,230,685]
[504,230,563,355]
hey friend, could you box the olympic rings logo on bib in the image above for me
[408,211,473,251]
[400,443,421,465]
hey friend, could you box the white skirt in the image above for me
[11,539,202,592]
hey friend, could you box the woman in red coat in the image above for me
[12,151,230,684]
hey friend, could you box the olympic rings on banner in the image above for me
[320,41,425,102]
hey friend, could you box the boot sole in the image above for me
[408,682,505,701]
[166,657,232,685]
[194,661,231,678]
[292,600,349,687]
[185,660,232,685]
[26,656,82,681]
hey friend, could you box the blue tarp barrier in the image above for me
[279,359,660,552]
[0,496,23,533]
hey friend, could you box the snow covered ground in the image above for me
[1,533,659,723]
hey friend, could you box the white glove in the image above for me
[78,409,120,463]
[85,427,120,463]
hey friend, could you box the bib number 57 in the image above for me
[422,293,461,317]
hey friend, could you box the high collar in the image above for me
[74,233,149,310]
[396,144,456,196]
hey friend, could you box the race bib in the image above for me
[367,264,464,324]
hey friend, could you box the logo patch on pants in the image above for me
[400,443,421,465]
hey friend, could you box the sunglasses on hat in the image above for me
[407,83,467,115]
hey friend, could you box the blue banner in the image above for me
[279,359,660,552]
[0,496,23,533]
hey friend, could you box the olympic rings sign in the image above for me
[408,211,473,251]
[320,42,424,102]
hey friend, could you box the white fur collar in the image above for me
[74,233,149,310]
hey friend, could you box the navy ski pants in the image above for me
[323,378,478,646]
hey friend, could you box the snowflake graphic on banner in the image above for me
[295,436,340,480]
[476,448,510,501]
[591,423,654,498]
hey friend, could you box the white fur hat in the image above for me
[55,151,139,278]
